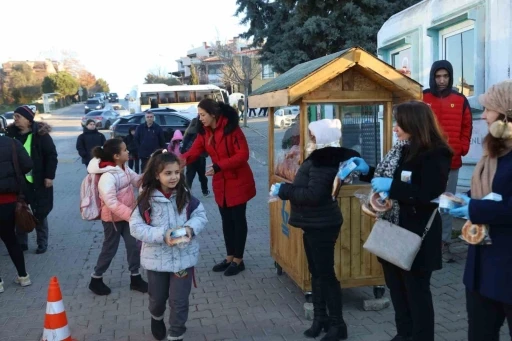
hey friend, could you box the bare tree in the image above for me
[213,42,262,127]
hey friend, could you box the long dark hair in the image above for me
[92,138,123,162]
[197,98,238,137]
[136,150,190,216]
[394,101,451,160]
[484,113,507,158]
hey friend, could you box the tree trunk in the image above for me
[243,84,249,128]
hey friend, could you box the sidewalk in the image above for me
[0,112,496,341]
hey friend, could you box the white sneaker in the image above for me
[14,274,31,287]
[0,280,4,293]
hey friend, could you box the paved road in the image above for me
[0,105,505,341]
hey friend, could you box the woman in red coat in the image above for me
[181,98,256,276]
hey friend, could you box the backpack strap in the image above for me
[186,195,200,220]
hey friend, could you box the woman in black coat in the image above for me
[272,118,359,341]
[6,106,58,254]
[76,119,106,167]
[0,135,33,289]
[344,101,452,341]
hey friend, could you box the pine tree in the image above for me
[235,0,422,73]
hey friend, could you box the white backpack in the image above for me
[80,173,102,220]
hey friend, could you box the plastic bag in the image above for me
[431,192,466,210]
[457,192,501,246]
[166,227,191,249]
[275,145,300,181]
[354,188,392,217]
[268,183,280,203]
[332,161,357,199]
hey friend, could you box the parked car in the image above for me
[108,92,119,103]
[111,104,130,116]
[1,111,14,125]
[110,111,191,141]
[85,99,105,114]
[274,107,299,128]
[81,109,119,129]
[124,94,130,101]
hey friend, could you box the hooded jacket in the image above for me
[87,158,141,222]
[423,60,473,169]
[278,147,360,230]
[129,189,208,273]
[181,104,256,207]
[167,129,183,156]
[76,128,106,164]
[6,121,58,219]
[0,136,33,203]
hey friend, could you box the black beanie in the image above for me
[14,106,35,122]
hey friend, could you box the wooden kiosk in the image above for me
[248,47,422,298]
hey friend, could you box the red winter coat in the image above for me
[423,60,473,169]
[181,108,256,208]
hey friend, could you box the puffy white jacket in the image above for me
[87,158,141,222]
[129,190,208,273]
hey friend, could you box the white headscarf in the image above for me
[307,119,342,152]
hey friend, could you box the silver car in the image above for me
[111,104,130,116]
[81,109,119,130]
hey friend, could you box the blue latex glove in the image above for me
[371,177,393,193]
[455,193,471,205]
[270,183,282,196]
[449,204,470,219]
[348,157,370,175]
[337,166,352,180]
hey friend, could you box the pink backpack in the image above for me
[80,173,102,220]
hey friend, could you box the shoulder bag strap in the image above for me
[11,140,23,196]
[421,210,438,241]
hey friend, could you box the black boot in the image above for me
[304,278,330,338]
[151,317,166,340]
[130,274,148,293]
[89,277,111,296]
[321,279,347,341]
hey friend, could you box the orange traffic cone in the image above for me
[41,277,74,341]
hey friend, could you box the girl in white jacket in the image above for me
[87,138,148,296]
[130,149,207,341]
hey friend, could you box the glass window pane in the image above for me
[177,91,191,102]
[274,106,301,181]
[391,48,412,77]
[461,29,475,96]
[445,34,462,92]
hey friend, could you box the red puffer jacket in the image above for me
[423,60,473,170]
[181,107,256,208]
[423,90,472,169]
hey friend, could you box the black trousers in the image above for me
[128,157,140,174]
[218,203,248,259]
[140,157,149,173]
[185,157,208,194]
[303,227,340,281]
[467,289,512,341]
[382,261,434,341]
[0,203,27,279]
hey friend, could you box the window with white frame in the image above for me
[390,47,412,78]
[262,64,275,79]
[440,24,475,97]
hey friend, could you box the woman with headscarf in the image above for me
[270,119,359,341]
[447,80,512,340]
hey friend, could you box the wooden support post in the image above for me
[268,107,275,187]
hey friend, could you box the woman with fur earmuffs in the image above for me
[447,80,512,341]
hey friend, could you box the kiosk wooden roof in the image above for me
[248,46,423,108]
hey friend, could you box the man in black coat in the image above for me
[76,119,106,167]
[6,106,58,254]
[134,111,165,172]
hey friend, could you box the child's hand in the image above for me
[164,229,173,246]
[185,226,193,238]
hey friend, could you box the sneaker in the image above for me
[14,274,31,287]
[224,261,245,277]
[167,335,184,340]
[442,242,454,263]
[0,280,4,293]
[202,190,210,197]
[212,259,231,272]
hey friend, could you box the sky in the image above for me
[1,0,248,96]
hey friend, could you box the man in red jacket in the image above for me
[423,60,473,263]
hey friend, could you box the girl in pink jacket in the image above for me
[86,138,148,296]
[167,129,183,156]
